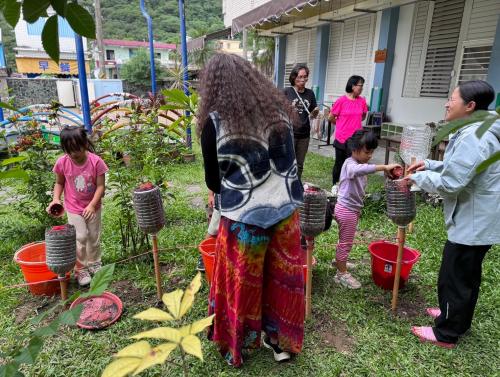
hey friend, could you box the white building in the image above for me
[99,39,177,79]
[14,15,89,76]
[224,0,500,126]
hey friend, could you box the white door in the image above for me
[56,80,76,107]
[324,13,377,105]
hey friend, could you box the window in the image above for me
[106,49,115,60]
[403,0,466,98]
[155,52,161,59]
[129,49,137,58]
[457,45,492,85]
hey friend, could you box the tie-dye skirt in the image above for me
[208,211,305,367]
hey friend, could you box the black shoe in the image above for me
[262,336,291,362]
[196,256,205,272]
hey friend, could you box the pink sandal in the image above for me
[411,326,456,349]
[426,307,441,319]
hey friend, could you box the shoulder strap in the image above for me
[292,87,311,115]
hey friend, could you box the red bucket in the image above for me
[198,238,316,285]
[13,242,61,296]
[368,241,420,290]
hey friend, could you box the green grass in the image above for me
[1,151,499,377]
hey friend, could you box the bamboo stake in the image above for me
[305,237,314,319]
[152,234,163,300]
[60,276,68,302]
[407,157,416,233]
[391,226,406,312]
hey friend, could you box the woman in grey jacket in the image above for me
[407,80,500,348]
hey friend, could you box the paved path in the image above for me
[308,137,389,165]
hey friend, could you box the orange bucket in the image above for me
[13,242,61,296]
[198,237,217,284]
[198,237,316,285]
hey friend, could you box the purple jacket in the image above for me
[337,157,376,212]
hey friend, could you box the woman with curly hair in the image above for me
[197,53,305,367]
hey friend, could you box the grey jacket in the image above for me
[412,119,500,246]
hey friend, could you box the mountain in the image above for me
[84,0,224,43]
[0,0,224,71]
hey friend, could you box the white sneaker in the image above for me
[88,261,102,275]
[334,271,361,289]
[331,184,339,197]
[262,335,291,362]
[76,269,91,286]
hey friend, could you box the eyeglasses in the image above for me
[297,75,309,80]
[354,84,364,88]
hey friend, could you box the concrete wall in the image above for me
[6,78,62,107]
[385,4,447,125]
[106,46,173,67]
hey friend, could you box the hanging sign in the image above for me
[374,49,387,63]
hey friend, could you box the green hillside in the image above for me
[0,0,224,71]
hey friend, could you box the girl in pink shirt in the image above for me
[329,75,368,192]
[47,126,108,286]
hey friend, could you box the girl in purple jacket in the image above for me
[334,130,400,288]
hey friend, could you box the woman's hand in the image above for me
[328,113,337,123]
[208,190,215,208]
[82,204,96,221]
[403,174,415,186]
[407,161,425,173]
[311,107,320,118]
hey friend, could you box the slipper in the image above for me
[411,326,456,349]
[426,307,441,319]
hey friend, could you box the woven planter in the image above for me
[299,186,327,237]
[45,225,77,276]
[133,185,166,234]
[385,179,416,227]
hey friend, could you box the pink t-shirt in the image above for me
[53,152,108,215]
[330,95,368,143]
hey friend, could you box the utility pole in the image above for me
[95,0,105,78]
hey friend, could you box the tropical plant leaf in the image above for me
[49,0,66,15]
[57,304,83,326]
[81,263,114,298]
[0,101,18,112]
[180,314,215,336]
[180,335,203,360]
[133,308,174,322]
[32,318,60,337]
[22,0,50,23]
[12,337,43,365]
[432,110,490,146]
[162,289,183,319]
[162,88,189,104]
[0,168,28,182]
[179,273,201,318]
[0,363,24,377]
[132,343,177,376]
[115,341,151,358]
[475,114,498,139]
[101,357,141,377]
[131,327,182,343]
[1,156,27,166]
[476,151,500,173]
[3,0,21,27]
[42,15,60,63]
[65,2,96,38]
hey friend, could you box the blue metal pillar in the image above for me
[75,34,92,132]
[486,16,500,108]
[178,0,191,149]
[312,24,330,106]
[274,36,286,88]
[372,7,399,113]
[140,0,157,94]
[0,107,4,122]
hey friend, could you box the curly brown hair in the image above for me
[196,53,299,138]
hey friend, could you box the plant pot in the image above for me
[182,152,195,163]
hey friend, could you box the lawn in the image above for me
[0,150,499,377]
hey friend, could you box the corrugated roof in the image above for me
[103,39,176,50]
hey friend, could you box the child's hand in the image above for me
[207,191,214,208]
[384,164,402,179]
[82,204,96,221]
[46,200,61,215]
